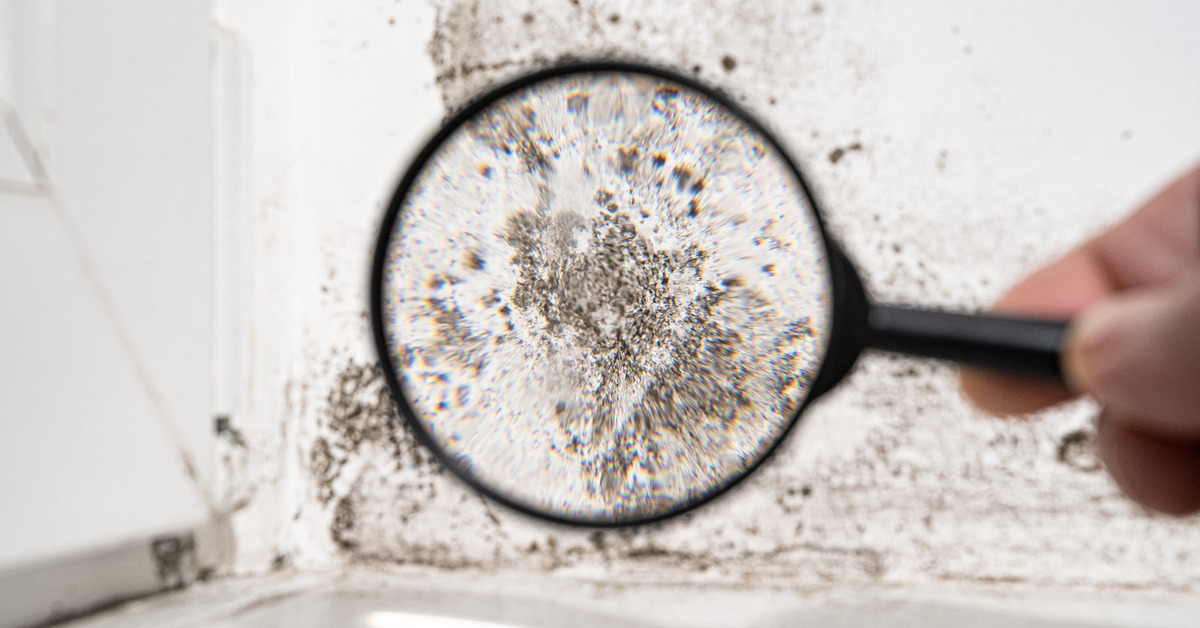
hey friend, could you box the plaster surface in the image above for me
[217,0,1200,594]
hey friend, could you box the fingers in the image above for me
[957,163,1200,516]
[958,369,1073,416]
[1098,412,1200,516]
[961,163,1200,416]
[1065,268,1200,439]
[959,247,1112,414]
[1087,162,1200,290]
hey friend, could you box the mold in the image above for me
[332,492,359,550]
[150,534,196,590]
[308,360,444,540]
[828,142,862,164]
[303,0,1200,592]
[670,165,692,190]
[1058,429,1102,473]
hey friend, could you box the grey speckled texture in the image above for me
[380,71,831,523]
[230,0,1200,592]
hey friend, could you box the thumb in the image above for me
[1064,268,1200,438]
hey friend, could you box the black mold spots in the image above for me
[310,361,441,506]
[312,363,455,554]
[1058,429,1101,473]
[687,199,699,218]
[777,483,814,513]
[479,163,493,178]
[332,493,358,550]
[271,553,292,571]
[466,249,486,271]
[721,55,737,72]
[608,13,620,24]
[618,145,640,173]
[498,199,815,515]
[762,263,776,276]
[651,152,667,168]
[522,12,535,25]
[151,534,196,589]
[671,165,693,191]
[594,189,614,206]
[828,142,863,164]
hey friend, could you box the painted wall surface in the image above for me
[0,0,214,571]
[219,0,1200,590]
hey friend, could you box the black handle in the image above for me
[865,305,1069,382]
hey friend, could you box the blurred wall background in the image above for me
[0,0,213,575]
[3,2,1200,623]
[1,2,218,623]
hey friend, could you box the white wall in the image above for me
[216,0,1200,590]
[0,0,214,571]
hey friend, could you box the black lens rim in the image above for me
[370,60,850,528]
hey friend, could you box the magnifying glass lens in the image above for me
[379,70,832,524]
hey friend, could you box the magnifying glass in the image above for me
[371,62,1068,527]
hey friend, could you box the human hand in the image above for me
[960,163,1200,515]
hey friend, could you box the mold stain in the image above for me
[496,195,815,515]
[151,534,198,590]
[828,141,862,164]
[422,0,829,113]
[322,0,1199,590]
[309,360,446,548]
[1058,429,1102,473]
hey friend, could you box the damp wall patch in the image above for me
[219,0,1200,590]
